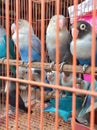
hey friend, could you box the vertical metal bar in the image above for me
[11,0,12,26]
[51,1,53,17]
[39,4,41,37]
[40,0,45,129]
[19,0,21,18]
[14,0,16,21]
[63,0,65,16]
[26,0,28,19]
[15,0,19,129]
[60,0,62,14]
[27,0,32,129]
[55,0,60,130]
[90,0,96,130]
[24,0,26,19]
[5,0,10,129]
[18,0,20,19]
[2,0,4,26]
[72,0,78,130]
[35,2,38,35]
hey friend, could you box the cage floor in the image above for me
[0,102,71,130]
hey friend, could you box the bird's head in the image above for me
[46,71,56,83]
[71,20,92,39]
[18,66,28,80]
[11,19,34,35]
[11,19,34,44]
[48,15,67,31]
[0,25,6,37]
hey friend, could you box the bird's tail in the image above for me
[77,107,88,118]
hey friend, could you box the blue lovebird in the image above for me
[11,19,41,62]
[11,19,43,94]
[11,19,52,95]
[78,80,97,118]
[70,20,97,72]
[0,25,16,61]
[0,25,6,58]
[0,25,16,91]
[0,25,16,60]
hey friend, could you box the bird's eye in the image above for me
[80,24,86,30]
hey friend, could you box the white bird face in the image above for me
[48,15,67,31]
[18,19,32,33]
[18,66,28,80]
[11,19,34,47]
[11,19,33,34]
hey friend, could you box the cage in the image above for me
[0,0,97,130]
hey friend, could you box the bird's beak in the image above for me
[11,23,16,34]
[71,28,79,39]
[59,19,65,30]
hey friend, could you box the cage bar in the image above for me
[0,0,97,130]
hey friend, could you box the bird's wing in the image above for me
[78,95,91,118]
[9,39,16,59]
[32,34,41,56]
[78,80,97,118]
[8,37,16,75]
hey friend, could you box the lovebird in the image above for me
[78,80,97,118]
[46,71,90,96]
[4,79,29,114]
[18,66,48,85]
[11,19,41,62]
[46,15,72,71]
[0,25,16,61]
[46,71,72,96]
[70,20,97,72]
[11,19,41,95]
[0,25,16,91]
[18,66,52,92]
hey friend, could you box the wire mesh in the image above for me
[0,0,97,130]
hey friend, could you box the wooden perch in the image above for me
[0,58,97,75]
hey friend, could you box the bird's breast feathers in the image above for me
[12,31,28,48]
[70,34,92,59]
[46,29,69,47]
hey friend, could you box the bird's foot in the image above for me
[21,61,25,66]
[59,91,63,98]
[59,61,66,72]
[8,105,15,115]
[50,61,55,71]
[47,90,55,97]
[82,64,89,73]
[8,110,14,115]
[1,57,6,64]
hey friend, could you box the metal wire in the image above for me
[0,0,97,130]
[5,0,10,129]
[90,0,97,130]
